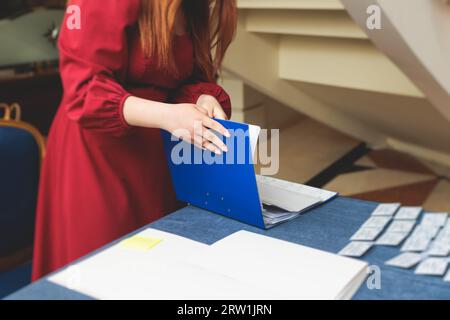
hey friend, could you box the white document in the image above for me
[248,124,261,159]
[361,216,392,229]
[195,231,368,300]
[338,241,374,257]
[375,232,409,246]
[427,240,450,257]
[436,229,450,243]
[371,203,401,216]
[444,270,450,282]
[394,207,422,221]
[415,258,449,276]
[48,229,367,300]
[256,175,337,227]
[350,227,383,241]
[386,220,416,234]
[420,212,448,227]
[401,235,432,252]
[49,229,276,300]
[385,253,423,269]
[262,206,300,226]
[414,224,441,239]
[442,220,450,234]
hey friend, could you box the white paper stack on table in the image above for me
[194,231,368,300]
[48,229,368,300]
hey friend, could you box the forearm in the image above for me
[123,95,229,154]
[122,96,171,130]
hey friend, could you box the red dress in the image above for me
[32,0,231,281]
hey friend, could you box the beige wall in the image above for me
[222,1,450,166]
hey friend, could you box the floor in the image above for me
[266,119,450,213]
[255,118,361,182]
[324,149,450,212]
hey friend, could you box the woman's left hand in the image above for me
[196,94,228,120]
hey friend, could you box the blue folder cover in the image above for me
[162,119,266,229]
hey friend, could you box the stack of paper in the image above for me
[262,205,303,226]
[256,175,337,227]
[199,231,368,300]
[49,229,368,300]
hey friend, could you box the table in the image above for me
[5,197,450,300]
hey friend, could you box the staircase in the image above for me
[222,0,450,166]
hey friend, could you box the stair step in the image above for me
[279,36,424,97]
[245,9,367,39]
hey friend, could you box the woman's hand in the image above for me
[195,94,228,120]
[163,103,230,155]
[123,96,230,155]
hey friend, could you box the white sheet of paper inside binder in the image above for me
[256,175,337,227]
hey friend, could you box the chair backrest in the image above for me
[0,103,45,271]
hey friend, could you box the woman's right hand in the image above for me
[162,103,230,155]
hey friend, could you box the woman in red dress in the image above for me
[32,0,237,280]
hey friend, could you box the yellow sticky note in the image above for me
[119,235,163,252]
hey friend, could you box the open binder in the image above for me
[162,119,337,229]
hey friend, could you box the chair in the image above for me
[0,103,45,297]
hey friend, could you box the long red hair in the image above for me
[139,0,237,82]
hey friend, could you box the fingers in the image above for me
[203,117,231,138]
[213,107,227,120]
[203,129,228,153]
[191,128,223,155]
[176,104,231,155]
[197,95,228,120]
[202,141,222,155]
[195,105,209,116]
[203,105,214,118]
[192,133,205,151]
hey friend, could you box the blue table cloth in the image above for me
[5,197,450,300]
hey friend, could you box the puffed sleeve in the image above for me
[173,67,232,119]
[58,0,140,136]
